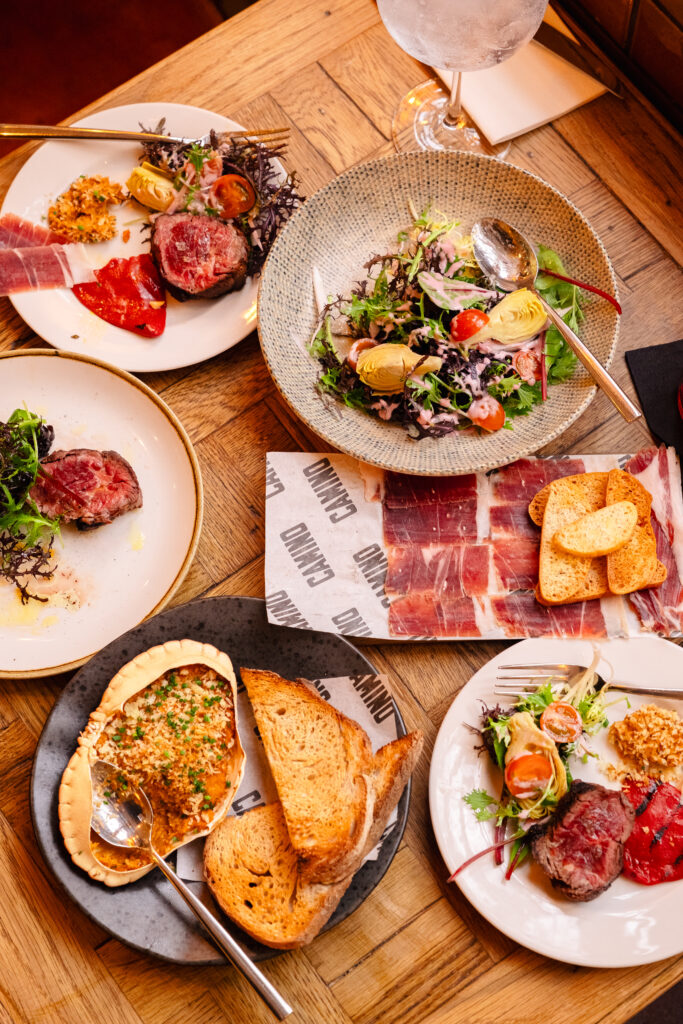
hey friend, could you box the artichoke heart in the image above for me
[126,166,177,212]
[470,288,547,345]
[356,344,442,395]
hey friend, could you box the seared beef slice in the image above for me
[31,449,142,528]
[529,781,635,901]
[151,213,249,301]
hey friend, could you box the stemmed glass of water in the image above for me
[377,0,548,158]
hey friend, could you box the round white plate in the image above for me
[1,102,260,372]
[0,349,202,677]
[429,636,683,967]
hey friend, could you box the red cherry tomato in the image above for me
[450,308,489,342]
[513,349,542,384]
[467,394,506,432]
[209,174,256,218]
[504,753,554,800]
[540,702,583,744]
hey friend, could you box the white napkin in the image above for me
[434,8,607,146]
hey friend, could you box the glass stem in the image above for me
[444,71,463,127]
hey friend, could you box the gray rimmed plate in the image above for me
[31,595,410,964]
[258,151,619,476]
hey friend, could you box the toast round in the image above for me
[59,639,245,887]
[553,500,638,557]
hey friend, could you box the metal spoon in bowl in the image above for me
[471,218,642,424]
[90,760,293,1021]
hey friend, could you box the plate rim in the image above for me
[0,347,203,678]
[428,635,683,967]
[1,101,258,373]
[29,593,411,964]
[257,149,620,476]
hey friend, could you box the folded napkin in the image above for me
[626,340,683,461]
[434,8,607,145]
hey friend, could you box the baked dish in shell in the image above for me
[58,639,245,887]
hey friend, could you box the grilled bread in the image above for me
[204,802,351,949]
[240,667,423,884]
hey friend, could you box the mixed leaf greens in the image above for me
[0,408,59,602]
[309,207,583,438]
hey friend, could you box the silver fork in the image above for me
[494,663,683,699]
[0,123,290,148]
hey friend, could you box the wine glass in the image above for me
[377,0,548,158]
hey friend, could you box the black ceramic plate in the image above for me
[31,595,410,964]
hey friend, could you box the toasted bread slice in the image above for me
[361,731,424,856]
[645,560,667,587]
[606,470,658,594]
[553,500,638,557]
[241,668,375,883]
[529,472,608,527]
[204,802,351,949]
[241,668,423,885]
[538,478,597,604]
[535,558,609,606]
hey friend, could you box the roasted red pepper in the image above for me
[73,254,166,337]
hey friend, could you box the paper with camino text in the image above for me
[176,671,402,881]
[263,449,683,642]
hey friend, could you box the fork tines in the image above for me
[228,126,290,146]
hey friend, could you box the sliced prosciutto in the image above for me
[621,779,683,884]
[384,472,477,507]
[491,591,607,638]
[389,594,480,637]
[0,212,66,248]
[384,501,478,544]
[490,457,586,504]
[492,536,539,592]
[73,255,166,338]
[386,544,489,598]
[0,243,95,294]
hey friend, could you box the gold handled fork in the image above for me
[0,123,290,148]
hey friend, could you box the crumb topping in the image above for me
[92,662,237,868]
[609,703,683,773]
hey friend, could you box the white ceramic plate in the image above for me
[0,349,202,677]
[1,102,260,372]
[429,636,683,967]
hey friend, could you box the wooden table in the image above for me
[1,2,682,1022]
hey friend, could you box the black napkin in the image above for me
[626,340,683,460]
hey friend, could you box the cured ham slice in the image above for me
[491,591,607,638]
[490,504,540,540]
[490,457,586,504]
[389,594,480,637]
[0,212,66,248]
[386,544,489,598]
[492,536,539,592]
[384,472,477,507]
[0,243,95,294]
[384,501,477,544]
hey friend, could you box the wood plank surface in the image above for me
[0,1,682,1023]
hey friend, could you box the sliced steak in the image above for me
[151,212,249,301]
[528,781,635,901]
[30,449,142,528]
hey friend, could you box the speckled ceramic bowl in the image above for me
[258,151,619,476]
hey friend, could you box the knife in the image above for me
[533,21,623,97]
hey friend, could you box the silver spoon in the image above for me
[471,218,642,424]
[90,760,293,1020]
